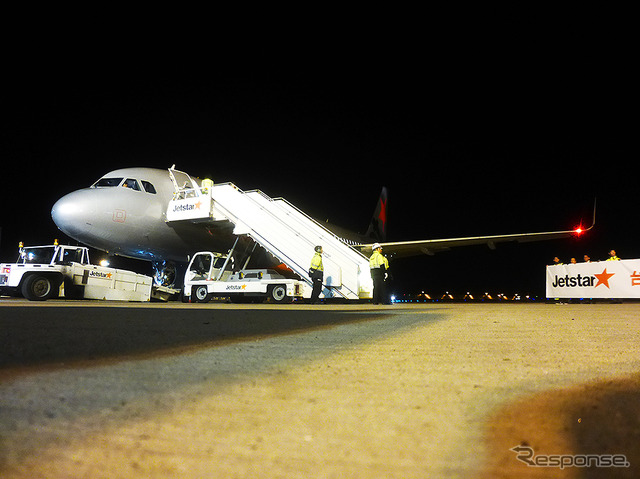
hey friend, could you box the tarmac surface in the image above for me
[0,299,638,478]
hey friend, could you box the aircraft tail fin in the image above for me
[365,187,388,242]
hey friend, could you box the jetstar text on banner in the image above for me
[546,259,640,299]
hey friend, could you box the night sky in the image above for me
[2,26,636,297]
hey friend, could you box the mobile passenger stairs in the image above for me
[165,168,373,300]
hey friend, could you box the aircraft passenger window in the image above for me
[93,177,123,188]
[122,178,141,191]
[141,181,157,194]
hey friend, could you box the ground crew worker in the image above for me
[309,246,324,304]
[201,178,214,192]
[606,249,621,261]
[370,243,389,304]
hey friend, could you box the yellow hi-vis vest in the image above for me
[369,250,387,270]
[310,252,323,271]
[201,178,214,191]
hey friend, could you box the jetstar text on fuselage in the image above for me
[551,274,595,288]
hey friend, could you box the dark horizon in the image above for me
[2,64,636,296]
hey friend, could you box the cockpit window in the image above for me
[122,178,141,191]
[93,177,123,188]
[141,181,157,194]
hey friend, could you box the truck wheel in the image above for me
[22,274,55,301]
[268,284,291,304]
[193,285,211,303]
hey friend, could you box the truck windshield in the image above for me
[20,247,56,264]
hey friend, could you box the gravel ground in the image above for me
[1,300,638,478]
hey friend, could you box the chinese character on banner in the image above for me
[631,271,640,287]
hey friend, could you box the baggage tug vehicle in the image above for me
[0,241,158,301]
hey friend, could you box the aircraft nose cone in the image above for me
[51,189,96,239]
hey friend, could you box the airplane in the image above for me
[51,166,594,288]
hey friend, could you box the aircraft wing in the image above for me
[356,200,596,258]
[357,228,589,259]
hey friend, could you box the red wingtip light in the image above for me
[574,226,583,234]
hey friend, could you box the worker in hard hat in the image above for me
[369,243,389,304]
[201,178,214,193]
[308,245,324,304]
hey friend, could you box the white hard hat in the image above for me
[372,243,382,250]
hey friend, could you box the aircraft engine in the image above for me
[152,260,177,288]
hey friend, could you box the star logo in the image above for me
[194,201,202,210]
[594,268,615,288]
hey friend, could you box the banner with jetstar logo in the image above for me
[547,259,640,299]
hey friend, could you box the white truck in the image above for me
[0,242,154,301]
[183,251,307,304]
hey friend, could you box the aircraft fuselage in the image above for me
[51,167,236,263]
